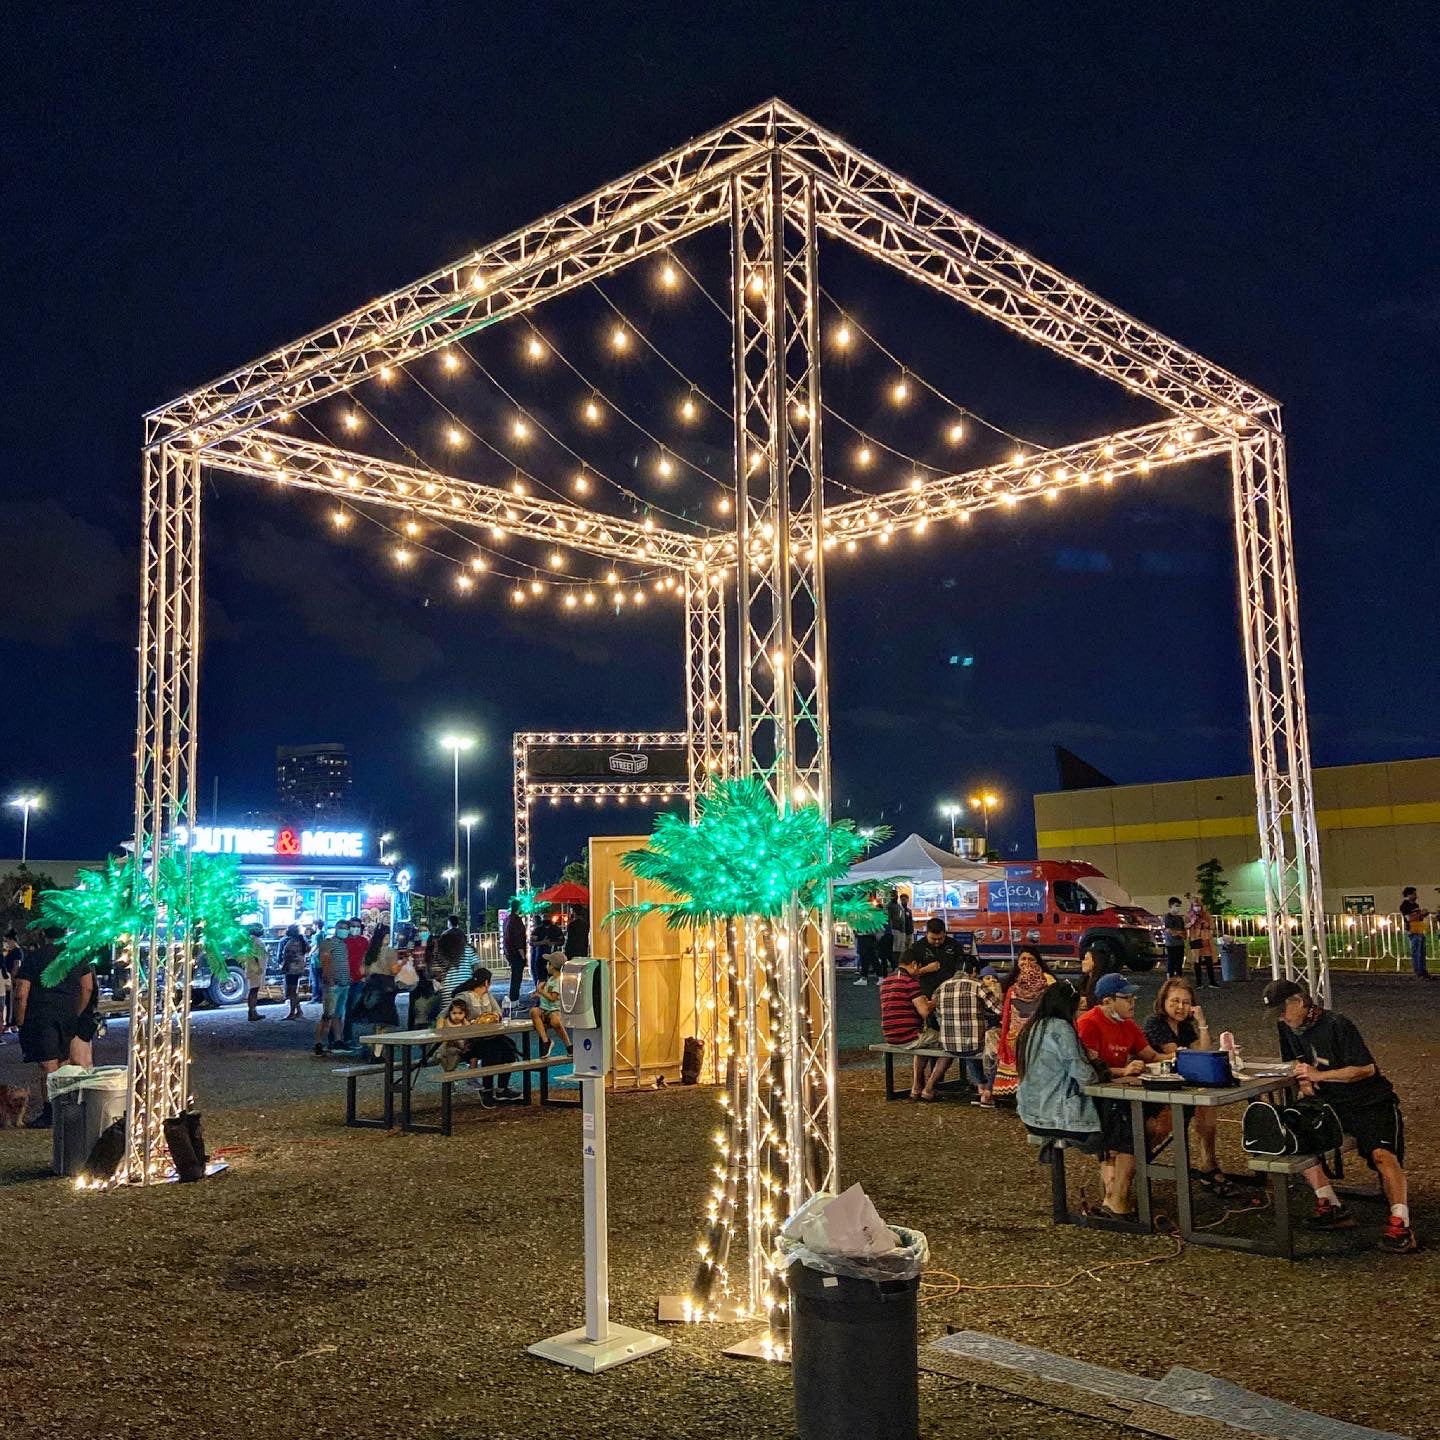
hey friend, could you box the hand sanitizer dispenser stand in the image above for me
[528,957,670,1374]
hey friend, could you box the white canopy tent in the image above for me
[845,832,994,886]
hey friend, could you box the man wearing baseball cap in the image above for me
[1262,979,1415,1253]
[1076,972,1166,1216]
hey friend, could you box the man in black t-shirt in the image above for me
[1262,979,1415,1253]
[13,928,93,1129]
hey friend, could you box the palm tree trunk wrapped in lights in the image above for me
[608,777,889,1334]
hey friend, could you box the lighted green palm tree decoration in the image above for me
[610,775,889,933]
[509,887,551,917]
[38,845,251,985]
[608,776,889,1323]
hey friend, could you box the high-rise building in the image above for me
[276,743,352,815]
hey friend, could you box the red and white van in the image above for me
[906,859,1165,972]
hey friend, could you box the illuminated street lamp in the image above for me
[938,801,962,851]
[480,872,499,924]
[969,791,1001,850]
[8,795,41,866]
[439,734,476,906]
[460,812,480,924]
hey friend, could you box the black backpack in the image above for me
[1243,1097,1346,1176]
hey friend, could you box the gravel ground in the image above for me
[1,972,1434,1440]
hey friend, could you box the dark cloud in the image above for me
[221,518,444,684]
[8,501,132,646]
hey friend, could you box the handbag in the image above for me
[1242,1096,1346,1176]
[395,959,419,989]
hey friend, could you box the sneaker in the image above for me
[1379,1216,1418,1253]
[852,977,869,986]
[494,1088,523,1103]
[313,1044,326,1057]
[1304,1198,1357,1231]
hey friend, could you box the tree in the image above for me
[559,857,589,887]
[0,866,58,942]
[1195,857,1230,917]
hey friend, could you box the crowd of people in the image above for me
[877,919,1418,1255]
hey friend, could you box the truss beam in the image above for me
[207,429,710,569]
[146,112,799,446]
[807,415,1233,546]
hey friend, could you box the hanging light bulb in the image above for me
[469,555,488,572]
[512,416,530,440]
[511,477,527,496]
[549,550,565,569]
[680,390,698,421]
[393,546,413,565]
[856,441,872,467]
[455,573,474,591]
[442,348,459,372]
[947,420,966,444]
[573,471,591,496]
[717,495,732,514]
[660,259,678,289]
[447,426,464,447]
[605,570,619,586]
[583,394,602,424]
[582,590,597,606]
[526,335,545,361]
[634,590,647,606]
[657,450,674,479]
[331,509,350,529]
[511,586,526,604]
[378,364,394,382]
[610,325,629,351]
[530,578,543,595]
[403,519,420,537]
[891,373,911,404]
[343,411,361,431]
[564,593,578,609]
[1011,450,1025,467]
[834,322,852,348]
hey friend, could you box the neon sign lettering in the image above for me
[174,824,366,859]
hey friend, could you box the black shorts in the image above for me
[1333,1098,1405,1169]
[284,974,301,999]
[1098,1098,1134,1156]
[20,1012,72,1063]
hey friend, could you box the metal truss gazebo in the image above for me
[132,98,1324,1313]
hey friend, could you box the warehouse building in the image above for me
[1034,756,1440,915]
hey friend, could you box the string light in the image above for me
[511,416,530,440]
[680,390,698,421]
[610,325,629,351]
[393,546,413,565]
[526,335,546,361]
[511,586,526,604]
[834,322,852,348]
[891,374,911,404]
[378,365,394,382]
[403,519,420,537]
[469,556,488,572]
[660,259,679,289]
[530,578,543,595]
[442,348,460,372]
[947,420,966,444]
[583,394,602,424]
[331,510,350,529]
[856,442,872,467]
[343,411,361,432]
[573,472,591,495]
[446,426,464,447]
[717,495,732,514]
[657,450,675,479]
[564,593,578,608]
[455,573,474,591]
[548,550,565,569]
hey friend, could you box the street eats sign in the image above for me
[173,824,367,860]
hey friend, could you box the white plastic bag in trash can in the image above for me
[779,1185,929,1281]
[49,1067,127,1178]
[47,1065,126,1101]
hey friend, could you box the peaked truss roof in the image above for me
[149,98,1279,460]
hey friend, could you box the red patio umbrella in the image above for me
[536,880,589,906]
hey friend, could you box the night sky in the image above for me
[5,4,1436,891]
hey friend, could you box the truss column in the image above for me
[513,736,531,899]
[684,570,730,812]
[127,443,202,1184]
[732,149,835,1317]
[1231,430,1326,999]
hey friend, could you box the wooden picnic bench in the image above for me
[422,1055,574,1134]
[869,1041,983,1101]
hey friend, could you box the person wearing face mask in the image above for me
[1076,973,1165,1216]
[991,947,1055,1101]
[1163,897,1187,979]
[1262,979,1415,1253]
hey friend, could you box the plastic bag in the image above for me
[778,1185,929,1281]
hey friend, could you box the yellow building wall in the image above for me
[1035,757,1440,912]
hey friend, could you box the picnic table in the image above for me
[1042,1068,1306,1256]
[351,1019,551,1133]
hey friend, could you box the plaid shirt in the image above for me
[932,975,999,1055]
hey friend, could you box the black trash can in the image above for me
[788,1260,920,1440]
[1219,937,1249,983]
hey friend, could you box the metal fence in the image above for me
[1217,912,1436,971]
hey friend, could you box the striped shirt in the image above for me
[879,971,923,1044]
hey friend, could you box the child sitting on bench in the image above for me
[530,954,571,1057]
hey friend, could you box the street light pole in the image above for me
[938,801,960,853]
[439,735,476,911]
[8,796,40,866]
[969,792,1000,852]
[460,813,479,927]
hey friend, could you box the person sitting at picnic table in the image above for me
[1262,979,1416,1253]
[1076,944,1119,1013]
[530,954,571,1057]
[877,950,935,1100]
[1142,976,1234,1196]
[1075,972,1166,1217]
[454,966,521,1103]
[1016,979,1103,1158]
[437,998,482,1074]
[907,918,962,1037]
[918,963,1002,1104]
[991,946,1056,1101]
